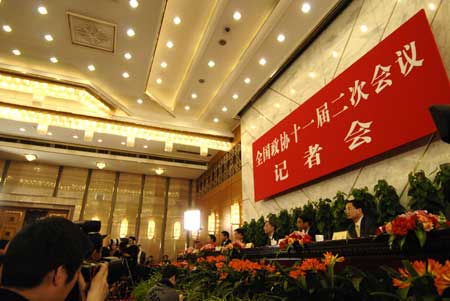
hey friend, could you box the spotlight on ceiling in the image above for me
[96,162,106,169]
[25,154,37,162]
[129,0,139,8]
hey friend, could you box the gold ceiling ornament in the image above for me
[0,105,232,151]
[0,73,111,116]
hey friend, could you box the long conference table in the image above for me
[179,229,450,271]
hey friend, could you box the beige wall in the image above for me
[241,0,450,221]
[0,159,190,260]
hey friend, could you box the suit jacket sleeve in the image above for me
[361,216,377,237]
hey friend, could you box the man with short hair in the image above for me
[296,215,318,241]
[146,265,179,301]
[0,217,109,301]
[264,220,278,246]
[220,231,231,247]
[345,199,377,238]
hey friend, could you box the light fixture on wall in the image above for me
[154,168,164,175]
[24,154,37,162]
[231,202,240,225]
[119,218,128,238]
[147,220,156,239]
[96,162,106,169]
[173,221,181,240]
[184,209,200,232]
[208,211,216,234]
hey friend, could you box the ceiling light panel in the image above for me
[199,0,338,123]
[174,0,279,118]
[146,0,217,112]
[0,73,111,117]
[0,105,231,151]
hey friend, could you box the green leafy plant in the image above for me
[132,272,162,301]
[375,180,405,225]
[331,191,351,232]
[408,171,445,215]
[433,164,450,219]
[315,198,333,240]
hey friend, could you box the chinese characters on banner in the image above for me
[252,10,450,202]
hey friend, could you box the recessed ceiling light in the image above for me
[222,106,228,112]
[277,34,285,43]
[124,52,132,60]
[161,61,168,68]
[308,71,317,78]
[38,6,48,15]
[232,93,239,100]
[88,64,96,71]
[301,2,311,13]
[173,16,181,25]
[96,162,106,169]
[233,11,242,20]
[156,78,162,84]
[213,117,219,123]
[275,103,280,108]
[259,58,267,66]
[122,72,130,78]
[73,135,78,139]
[428,3,437,10]
[25,154,37,162]
[244,77,251,84]
[50,57,58,63]
[332,51,339,58]
[143,145,148,149]
[2,25,12,32]
[129,0,139,8]
[97,139,103,143]
[166,41,174,48]
[127,28,135,37]
[137,98,143,104]
[121,142,126,145]
[208,60,215,68]
[154,168,164,175]
[12,49,21,56]
[44,34,53,41]
[184,105,190,111]
[47,132,53,136]
[191,93,197,99]
[19,127,26,132]
[360,24,368,32]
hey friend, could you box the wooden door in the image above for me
[0,209,25,241]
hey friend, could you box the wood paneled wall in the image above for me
[195,171,242,245]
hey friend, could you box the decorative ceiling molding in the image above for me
[67,12,117,53]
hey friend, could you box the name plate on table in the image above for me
[252,10,450,201]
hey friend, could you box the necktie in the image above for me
[355,223,360,238]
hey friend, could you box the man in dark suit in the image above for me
[264,220,278,246]
[220,231,232,247]
[296,215,318,241]
[345,199,377,239]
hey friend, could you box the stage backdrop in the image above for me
[252,9,450,202]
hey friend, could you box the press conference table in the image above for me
[179,229,450,271]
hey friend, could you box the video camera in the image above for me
[67,220,130,301]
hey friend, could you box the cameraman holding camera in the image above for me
[0,217,109,301]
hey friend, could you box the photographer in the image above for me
[0,217,109,301]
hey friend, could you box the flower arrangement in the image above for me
[278,231,312,251]
[382,259,450,298]
[377,210,444,249]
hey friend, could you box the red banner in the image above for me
[252,10,450,202]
